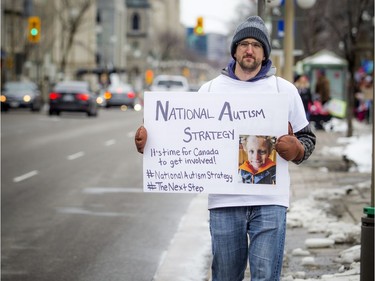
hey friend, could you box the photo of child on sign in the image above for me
[238,135,277,185]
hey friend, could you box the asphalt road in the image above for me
[1,108,195,281]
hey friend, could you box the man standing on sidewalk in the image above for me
[135,16,316,281]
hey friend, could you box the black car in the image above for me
[1,81,42,112]
[103,82,136,108]
[48,81,98,117]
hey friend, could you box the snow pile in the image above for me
[334,245,361,264]
[343,134,372,173]
[325,221,361,244]
[287,117,370,245]
[319,262,360,281]
[301,256,316,266]
[282,262,361,281]
[291,248,310,256]
[287,187,361,245]
[322,118,372,173]
[305,238,335,248]
[283,118,371,280]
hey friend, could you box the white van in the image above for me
[150,75,189,92]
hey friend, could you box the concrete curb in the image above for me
[152,193,211,281]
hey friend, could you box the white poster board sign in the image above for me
[143,91,289,195]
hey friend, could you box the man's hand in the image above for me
[135,126,147,154]
[275,123,305,162]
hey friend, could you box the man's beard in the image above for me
[237,55,262,73]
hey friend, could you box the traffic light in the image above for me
[28,16,41,43]
[194,17,204,36]
[145,69,154,85]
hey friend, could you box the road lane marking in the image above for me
[56,207,131,217]
[105,139,116,146]
[67,151,85,160]
[83,187,142,194]
[13,170,39,183]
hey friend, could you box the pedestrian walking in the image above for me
[315,69,330,105]
[294,74,312,120]
[311,69,331,130]
[135,16,316,281]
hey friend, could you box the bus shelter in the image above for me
[301,49,348,118]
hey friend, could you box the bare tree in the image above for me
[56,0,95,74]
[155,31,186,61]
[326,0,373,137]
[303,0,374,136]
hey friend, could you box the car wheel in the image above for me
[49,109,60,116]
[87,107,98,117]
[31,103,41,112]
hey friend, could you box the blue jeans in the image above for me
[209,205,287,281]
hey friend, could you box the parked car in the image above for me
[102,82,136,108]
[1,81,42,112]
[48,80,98,117]
[150,75,189,92]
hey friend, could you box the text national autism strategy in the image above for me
[155,101,266,122]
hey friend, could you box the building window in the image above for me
[132,13,140,31]
[96,10,101,23]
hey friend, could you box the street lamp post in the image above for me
[258,0,266,19]
[284,0,316,82]
[284,0,294,82]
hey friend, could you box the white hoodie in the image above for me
[199,70,309,209]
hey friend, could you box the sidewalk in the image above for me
[282,124,372,280]
[208,123,372,281]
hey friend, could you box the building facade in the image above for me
[1,0,99,87]
[125,0,185,89]
[96,0,127,74]
[1,0,193,90]
[125,0,151,87]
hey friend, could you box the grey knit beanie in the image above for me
[230,16,271,60]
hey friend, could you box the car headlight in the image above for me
[134,104,142,111]
[0,95,6,102]
[23,95,31,102]
[96,96,104,105]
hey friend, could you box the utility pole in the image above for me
[257,0,265,18]
[283,0,294,82]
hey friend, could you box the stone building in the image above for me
[1,0,185,90]
[125,0,185,89]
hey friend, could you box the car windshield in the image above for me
[157,80,184,87]
[54,82,89,92]
[5,82,36,91]
[108,84,132,92]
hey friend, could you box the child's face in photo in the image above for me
[245,137,270,170]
